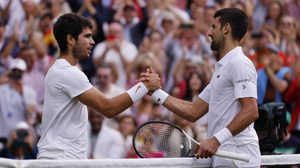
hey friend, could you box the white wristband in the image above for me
[126,82,148,103]
[151,89,169,105]
[214,127,233,145]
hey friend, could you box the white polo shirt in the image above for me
[37,59,93,159]
[199,47,258,146]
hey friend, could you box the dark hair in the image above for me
[214,8,249,42]
[17,44,35,56]
[40,11,53,21]
[183,71,205,101]
[148,30,163,41]
[53,13,93,53]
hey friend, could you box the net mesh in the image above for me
[133,122,192,158]
[0,155,300,168]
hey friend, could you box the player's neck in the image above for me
[218,41,239,59]
[59,53,79,66]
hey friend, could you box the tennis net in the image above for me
[0,154,299,168]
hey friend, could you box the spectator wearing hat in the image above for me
[0,58,37,157]
[257,43,294,106]
[5,121,37,159]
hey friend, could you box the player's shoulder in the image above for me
[230,54,255,69]
[47,59,86,80]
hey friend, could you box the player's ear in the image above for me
[67,34,75,46]
[223,23,231,35]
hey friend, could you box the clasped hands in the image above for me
[138,67,161,93]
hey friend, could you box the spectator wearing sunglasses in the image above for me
[279,15,300,74]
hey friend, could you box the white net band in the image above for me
[1,154,300,168]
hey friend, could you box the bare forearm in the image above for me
[265,67,288,93]
[30,35,46,58]
[163,96,206,122]
[94,49,108,67]
[227,98,258,136]
[1,40,16,58]
[83,89,133,118]
[2,0,12,19]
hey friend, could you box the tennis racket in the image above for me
[133,121,250,162]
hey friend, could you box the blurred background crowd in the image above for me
[0,0,300,160]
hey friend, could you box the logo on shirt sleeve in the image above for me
[243,85,247,89]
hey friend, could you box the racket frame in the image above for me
[133,121,250,162]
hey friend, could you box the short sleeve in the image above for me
[61,67,93,98]
[199,83,211,103]
[232,60,257,99]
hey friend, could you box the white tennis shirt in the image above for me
[37,59,93,159]
[199,47,259,146]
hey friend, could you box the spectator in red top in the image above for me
[284,60,300,138]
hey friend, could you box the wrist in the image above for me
[214,127,233,145]
[126,82,148,103]
[151,89,169,105]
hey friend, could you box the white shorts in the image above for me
[37,149,87,160]
[212,143,261,168]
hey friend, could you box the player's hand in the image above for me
[195,137,220,159]
[140,67,161,92]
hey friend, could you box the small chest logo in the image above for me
[217,75,220,78]
[243,85,247,89]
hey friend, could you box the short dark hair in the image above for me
[214,8,249,42]
[53,13,93,53]
[17,44,35,56]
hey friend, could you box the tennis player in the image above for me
[37,13,161,160]
[142,8,260,167]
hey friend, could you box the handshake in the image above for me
[138,67,161,93]
[126,67,168,105]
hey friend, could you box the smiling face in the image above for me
[72,27,94,60]
[208,17,225,51]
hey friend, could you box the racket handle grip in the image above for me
[215,150,250,163]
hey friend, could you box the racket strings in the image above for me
[134,123,191,158]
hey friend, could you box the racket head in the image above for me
[132,121,193,158]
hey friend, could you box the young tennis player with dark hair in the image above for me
[142,8,260,167]
[37,13,161,160]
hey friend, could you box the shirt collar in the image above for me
[216,46,242,66]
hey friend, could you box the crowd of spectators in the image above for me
[0,0,300,159]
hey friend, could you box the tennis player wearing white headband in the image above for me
[37,13,161,160]
[141,8,260,167]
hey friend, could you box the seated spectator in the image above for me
[87,107,124,159]
[284,60,300,138]
[257,43,294,106]
[118,115,137,158]
[262,1,284,33]
[111,0,149,47]
[0,59,37,150]
[6,121,37,159]
[278,15,300,74]
[92,21,138,88]
[94,63,132,130]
